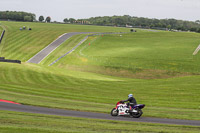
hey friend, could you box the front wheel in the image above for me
[111,108,118,116]
[130,109,143,118]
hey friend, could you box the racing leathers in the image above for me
[121,96,137,108]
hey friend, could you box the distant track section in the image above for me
[0,102,200,126]
[49,36,88,66]
[27,32,93,64]
[49,32,129,66]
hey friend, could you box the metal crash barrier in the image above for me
[0,57,21,64]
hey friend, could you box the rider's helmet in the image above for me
[128,94,133,98]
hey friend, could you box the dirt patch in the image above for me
[58,65,198,79]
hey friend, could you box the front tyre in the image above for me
[130,109,143,118]
[111,108,118,116]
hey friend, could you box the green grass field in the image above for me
[0,21,200,132]
[0,21,129,61]
[0,62,199,120]
[0,111,199,133]
[40,34,88,65]
[0,26,3,33]
[53,32,200,74]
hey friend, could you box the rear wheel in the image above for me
[111,108,118,116]
[130,109,143,118]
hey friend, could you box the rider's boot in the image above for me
[129,106,133,112]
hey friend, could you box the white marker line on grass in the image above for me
[49,36,88,66]
[49,32,129,66]
[193,44,200,55]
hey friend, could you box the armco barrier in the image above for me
[0,57,5,60]
[0,30,5,44]
[0,57,21,64]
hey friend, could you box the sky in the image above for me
[1,0,200,22]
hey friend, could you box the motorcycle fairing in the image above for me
[117,103,129,115]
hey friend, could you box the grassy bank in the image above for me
[0,62,199,120]
[54,32,200,75]
[0,21,129,61]
[40,34,87,65]
[0,111,199,133]
[0,21,199,123]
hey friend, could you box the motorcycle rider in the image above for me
[121,94,137,111]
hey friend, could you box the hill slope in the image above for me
[0,21,199,121]
[0,21,129,61]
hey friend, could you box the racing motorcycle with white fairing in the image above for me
[111,101,145,118]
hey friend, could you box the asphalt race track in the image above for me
[27,32,92,64]
[0,102,199,126]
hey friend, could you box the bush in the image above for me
[130,29,136,32]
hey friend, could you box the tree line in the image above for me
[64,15,200,32]
[1,11,200,32]
[0,11,51,23]
[0,11,35,22]
[38,16,51,23]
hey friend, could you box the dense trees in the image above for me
[24,16,32,22]
[80,15,200,32]
[63,18,90,24]
[63,18,69,23]
[0,11,35,22]
[0,11,52,23]
[45,16,51,23]
[39,16,44,22]
[69,18,76,23]
[63,15,200,32]
[1,10,200,32]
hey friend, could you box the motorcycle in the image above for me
[111,101,145,118]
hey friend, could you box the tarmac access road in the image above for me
[0,102,200,126]
[27,32,93,64]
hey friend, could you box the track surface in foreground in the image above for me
[0,102,199,126]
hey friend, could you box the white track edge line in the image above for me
[27,33,68,63]
[48,36,88,66]
[38,36,72,64]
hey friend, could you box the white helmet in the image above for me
[128,94,133,98]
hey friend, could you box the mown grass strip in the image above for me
[0,110,199,133]
[55,32,200,77]
[0,62,199,120]
[0,21,129,61]
[0,21,200,121]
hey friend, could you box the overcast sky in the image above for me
[1,0,200,22]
